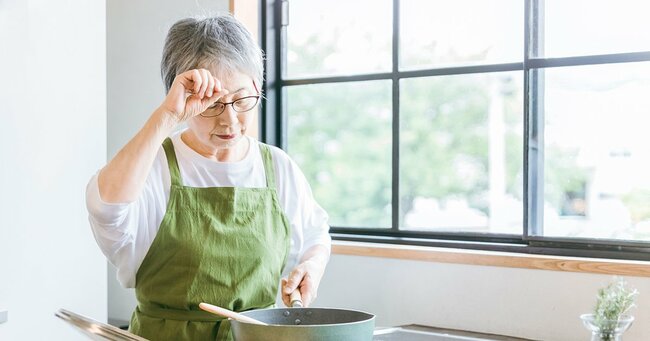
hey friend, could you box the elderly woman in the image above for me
[86,14,331,340]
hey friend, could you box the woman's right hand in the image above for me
[159,69,229,123]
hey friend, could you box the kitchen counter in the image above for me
[373,324,536,341]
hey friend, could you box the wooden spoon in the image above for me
[198,302,268,326]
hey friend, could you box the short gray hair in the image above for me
[161,14,263,93]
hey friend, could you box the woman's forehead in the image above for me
[209,70,254,92]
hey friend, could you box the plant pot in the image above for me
[580,313,634,341]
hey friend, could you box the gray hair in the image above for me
[161,14,264,94]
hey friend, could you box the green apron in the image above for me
[129,138,290,341]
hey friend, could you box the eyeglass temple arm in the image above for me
[253,80,259,94]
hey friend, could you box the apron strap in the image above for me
[137,304,225,322]
[162,137,182,186]
[259,144,276,189]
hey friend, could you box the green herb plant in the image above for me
[593,277,638,340]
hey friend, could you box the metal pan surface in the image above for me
[55,309,148,341]
[230,307,375,341]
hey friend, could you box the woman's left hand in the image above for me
[281,260,324,307]
[281,250,328,307]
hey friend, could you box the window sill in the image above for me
[331,240,650,277]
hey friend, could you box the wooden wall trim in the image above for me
[332,241,650,277]
[229,0,260,139]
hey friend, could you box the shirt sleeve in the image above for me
[270,146,331,274]
[85,148,169,288]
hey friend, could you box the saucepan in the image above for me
[55,308,148,341]
[200,290,376,341]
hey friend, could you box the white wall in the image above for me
[318,254,650,341]
[0,0,107,339]
[106,0,230,325]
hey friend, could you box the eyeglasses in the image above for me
[199,95,260,117]
[200,80,262,118]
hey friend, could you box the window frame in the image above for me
[260,0,650,261]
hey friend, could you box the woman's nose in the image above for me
[219,106,239,126]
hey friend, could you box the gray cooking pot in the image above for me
[229,306,375,341]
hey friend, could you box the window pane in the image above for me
[286,0,392,79]
[541,62,650,241]
[400,0,523,70]
[400,72,523,233]
[541,0,650,57]
[286,81,392,228]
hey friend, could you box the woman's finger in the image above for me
[214,78,222,93]
[203,78,227,106]
[174,70,194,93]
[202,89,229,110]
[191,69,202,95]
[206,73,215,98]
[284,267,306,294]
[281,278,291,307]
[199,69,210,98]
[298,274,316,307]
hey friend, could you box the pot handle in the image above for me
[290,290,303,308]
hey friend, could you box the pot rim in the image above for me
[230,307,376,328]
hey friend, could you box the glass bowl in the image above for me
[580,313,634,341]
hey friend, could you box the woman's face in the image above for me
[186,71,259,154]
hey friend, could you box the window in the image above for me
[261,0,650,260]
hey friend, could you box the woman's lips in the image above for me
[215,134,236,140]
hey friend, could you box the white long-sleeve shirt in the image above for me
[86,132,331,288]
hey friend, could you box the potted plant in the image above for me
[581,277,638,341]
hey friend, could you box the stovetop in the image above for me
[373,324,536,341]
[64,310,536,341]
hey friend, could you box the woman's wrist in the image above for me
[300,245,330,268]
[151,107,181,133]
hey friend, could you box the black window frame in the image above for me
[260,0,650,261]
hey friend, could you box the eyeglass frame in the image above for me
[199,80,261,118]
